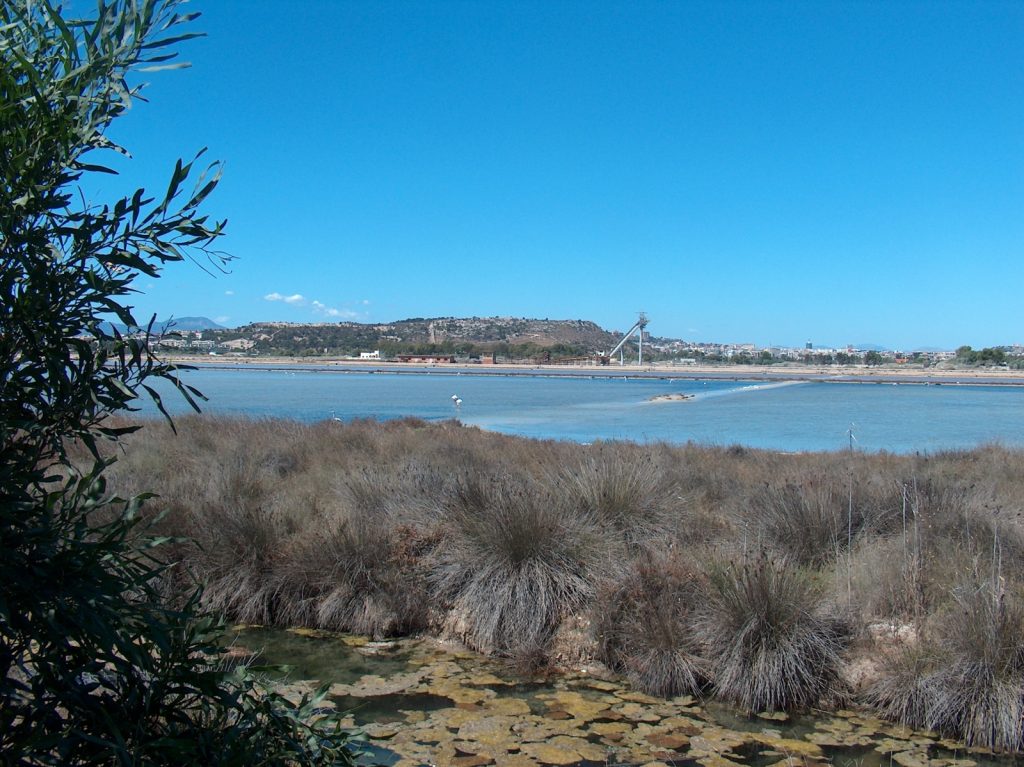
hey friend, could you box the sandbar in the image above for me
[160,355,1024,388]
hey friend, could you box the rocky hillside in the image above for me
[378,317,618,348]
[206,317,622,357]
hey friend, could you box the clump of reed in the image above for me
[698,554,849,712]
[848,479,1024,623]
[278,468,438,638]
[431,472,602,658]
[741,466,901,566]
[749,481,847,565]
[595,547,709,697]
[563,447,680,548]
[182,450,297,624]
[869,578,1024,751]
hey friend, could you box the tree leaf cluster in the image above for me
[0,2,354,763]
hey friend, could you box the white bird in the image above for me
[455,398,463,407]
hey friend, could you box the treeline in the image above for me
[92,417,1024,752]
[956,345,1023,367]
[377,340,591,361]
[674,350,881,365]
[203,325,596,360]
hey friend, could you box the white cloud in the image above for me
[361,299,371,306]
[225,290,234,296]
[264,291,363,319]
[264,292,306,305]
[312,300,357,319]
[215,315,230,324]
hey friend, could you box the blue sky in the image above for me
[96,0,1023,349]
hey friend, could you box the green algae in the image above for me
[238,629,1023,767]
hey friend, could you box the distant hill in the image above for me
[151,316,224,332]
[213,317,622,357]
[102,316,224,335]
[852,343,890,352]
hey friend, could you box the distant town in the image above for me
[124,315,1024,370]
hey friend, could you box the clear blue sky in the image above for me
[96,0,1023,350]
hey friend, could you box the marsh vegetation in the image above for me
[93,416,1024,751]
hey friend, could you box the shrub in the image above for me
[868,579,1024,751]
[746,470,900,567]
[182,446,317,624]
[855,480,1024,622]
[751,481,847,565]
[596,548,710,697]
[0,4,353,761]
[432,473,602,656]
[698,554,849,712]
[282,469,436,637]
[564,447,679,547]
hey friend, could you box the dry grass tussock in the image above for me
[89,416,1024,743]
[698,554,849,712]
[595,546,710,697]
[869,577,1024,751]
[431,472,605,657]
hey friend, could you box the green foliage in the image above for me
[0,2,353,763]
[956,345,1007,366]
[205,321,598,360]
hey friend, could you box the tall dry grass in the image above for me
[595,547,710,697]
[278,467,439,637]
[561,447,680,548]
[430,472,604,657]
[698,554,849,712]
[869,578,1024,750]
[85,415,1024,739]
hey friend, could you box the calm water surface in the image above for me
[141,368,1024,453]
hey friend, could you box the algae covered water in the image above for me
[236,627,1016,767]
[142,367,1024,453]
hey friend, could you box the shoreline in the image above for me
[162,355,1024,388]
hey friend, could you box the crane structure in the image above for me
[608,312,649,366]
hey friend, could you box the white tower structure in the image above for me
[608,312,649,366]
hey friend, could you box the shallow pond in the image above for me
[233,627,1020,767]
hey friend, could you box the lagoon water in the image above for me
[139,366,1024,453]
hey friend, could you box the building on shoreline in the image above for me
[397,353,456,364]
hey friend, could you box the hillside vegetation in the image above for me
[204,317,620,358]
[92,416,1024,752]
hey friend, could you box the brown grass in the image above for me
[595,547,710,697]
[83,415,1024,739]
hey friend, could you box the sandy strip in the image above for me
[160,355,1024,387]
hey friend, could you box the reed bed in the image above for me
[87,416,1024,749]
